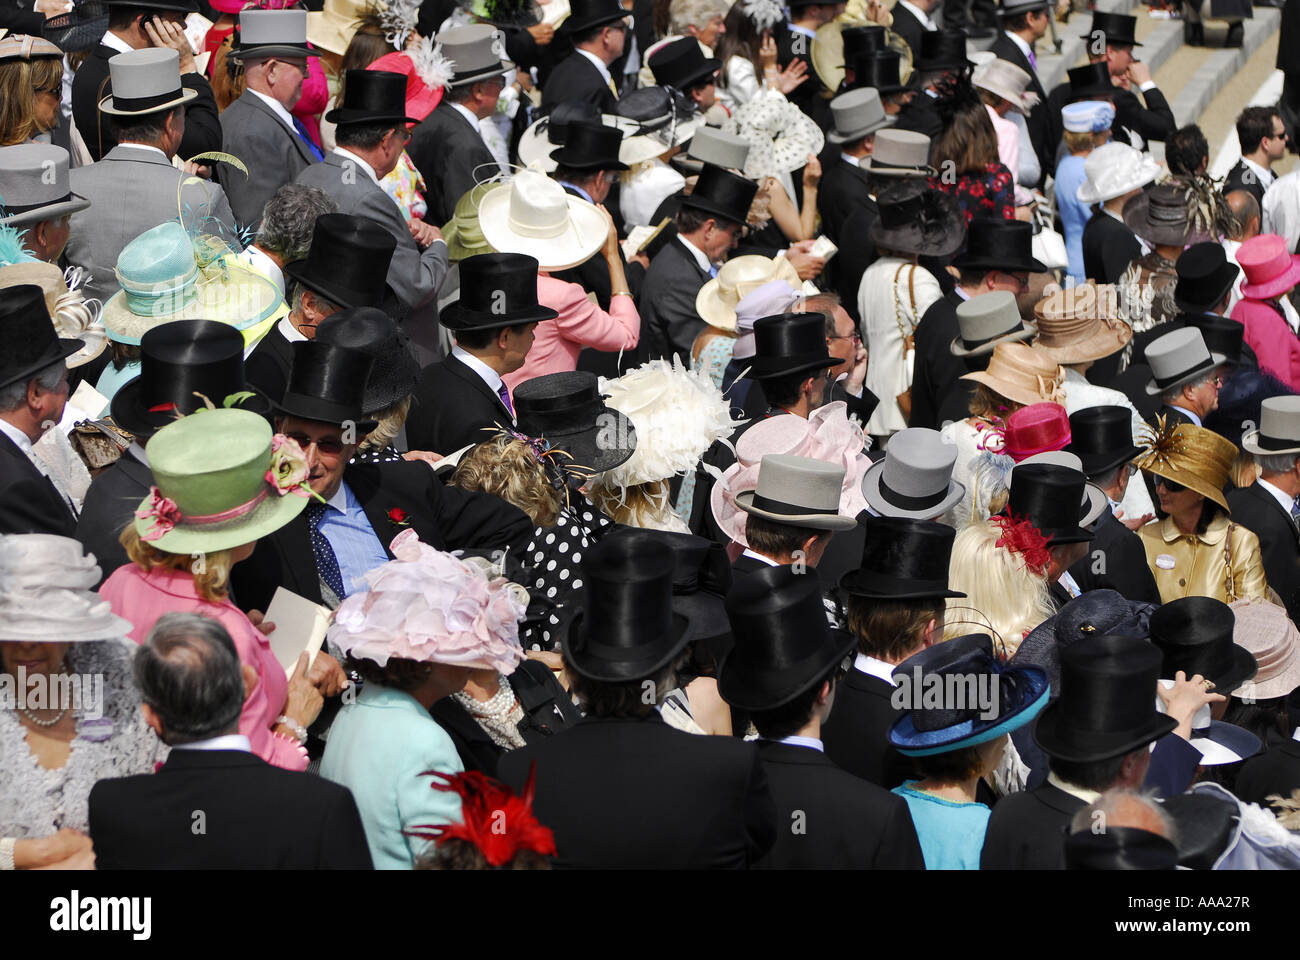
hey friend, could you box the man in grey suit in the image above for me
[295,70,449,365]
[219,9,323,232]
[66,49,239,306]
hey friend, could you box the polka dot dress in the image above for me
[521,498,614,651]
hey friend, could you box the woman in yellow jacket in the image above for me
[1138,420,1269,604]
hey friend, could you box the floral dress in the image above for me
[929,162,1017,224]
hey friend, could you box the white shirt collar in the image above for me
[240,244,285,296]
[278,315,308,344]
[325,478,351,513]
[452,344,505,395]
[766,734,824,752]
[127,441,150,466]
[101,30,134,55]
[114,143,170,161]
[840,152,861,167]
[854,651,898,687]
[1004,30,1033,61]
[740,548,779,566]
[1243,156,1275,189]
[897,0,938,30]
[0,417,34,457]
[248,87,298,133]
[576,47,613,85]
[677,234,712,273]
[954,285,972,301]
[1102,205,1127,224]
[451,101,485,135]
[1167,404,1202,427]
[789,24,817,38]
[172,733,252,752]
[1047,771,1102,804]
[1257,477,1295,516]
[331,146,381,186]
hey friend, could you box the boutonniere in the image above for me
[387,507,412,527]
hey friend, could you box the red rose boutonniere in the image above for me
[387,507,412,527]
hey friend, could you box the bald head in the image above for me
[1070,788,1178,843]
[1225,189,1261,242]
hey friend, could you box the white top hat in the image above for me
[1076,141,1161,204]
[477,170,608,272]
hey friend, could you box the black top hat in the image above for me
[874,179,966,258]
[746,311,845,380]
[917,29,972,73]
[277,340,377,432]
[1081,11,1141,47]
[1067,61,1116,102]
[111,319,267,437]
[549,120,628,171]
[1034,631,1177,763]
[1064,827,1179,870]
[1003,462,1097,545]
[41,1,112,54]
[718,564,856,712]
[1175,242,1240,314]
[649,36,720,91]
[1148,597,1258,694]
[839,516,967,600]
[842,25,887,63]
[0,284,81,391]
[1065,405,1142,478]
[1180,313,1244,365]
[315,307,420,413]
[283,213,397,309]
[539,100,602,139]
[561,0,627,34]
[846,51,906,95]
[952,218,1047,275]
[324,70,418,126]
[441,253,560,331]
[560,535,690,682]
[680,163,757,226]
[602,526,733,644]
[513,370,636,474]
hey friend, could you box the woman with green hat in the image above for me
[99,407,347,771]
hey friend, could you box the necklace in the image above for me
[454,675,526,750]
[18,706,68,727]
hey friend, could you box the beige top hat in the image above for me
[1031,282,1132,365]
[735,454,860,532]
[950,289,1036,358]
[1242,396,1300,456]
[859,128,935,178]
[306,0,376,57]
[696,254,802,333]
[0,143,91,227]
[961,340,1065,407]
[478,169,607,272]
[973,57,1040,115]
[99,48,197,117]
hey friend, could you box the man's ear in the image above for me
[921,617,940,649]
[141,703,164,738]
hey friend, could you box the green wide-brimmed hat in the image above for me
[442,181,498,263]
[136,408,315,554]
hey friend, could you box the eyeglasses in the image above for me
[285,432,345,455]
[998,271,1030,293]
[273,59,310,77]
[1154,476,1185,493]
[827,332,862,343]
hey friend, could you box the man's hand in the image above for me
[182,160,213,179]
[409,218,443,249]
[144,17,197,74]
[246,609,276,637]
[1158,671,1226,741]
[784,239,825,281]
[306,650,349,698]
[527,22,555,45]
[1127,61,1152,88]
[36,0,73,18]
[599,203,620,258]
[847,341,868,395]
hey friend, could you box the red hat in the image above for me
[1003,402,1071,462]
[1238,234,1300,301]
[367,46,452,125]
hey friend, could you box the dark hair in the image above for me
[958,266,996,287]
[335,12,390,104]
[911,744,985,781]
[109,105,180,144]
[750,666,839,740]
[1236,106,1281,157]
[133,613,246,745]
[760,368,822,407]
[454,322,532,350]
[1224,694,1290,743]
[845,595,944,661]
[744,513,822,559]
[108,5,152,30]
[1048,750,1132,791]
[552,164,606,188]
[335,120,402,151]
[715,3,765,88]
[674,205,715,234]
[415,838,551,870]
[1002,11,1033,31]
[568,661,677,718]
[572,21,622,46]
[1167,124,1209,177]
[347,655,436,692]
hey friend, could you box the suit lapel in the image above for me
[1250,482,1300,546]
[446,354,512,420]
[243,91,315,165]
[0,432,77,527]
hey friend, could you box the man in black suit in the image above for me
[1081,200,1143,287]
[406,253,557,456]
[777,0,843,128]
[498,535,778,868]
[894,29,969,143]
[89,612,373,869]
[245,214,395,404]
[541,0,628,114]
[888,0,938,64]
[1224,106,1287,207]
[228,339,534,613]
[1144,325,1224,431]
[990,0,1051,180]
[0,286,82,537]
[719,563,924,868]
[819,88,893,245]
[408,24,509,226]
[70,0,223,164]
[823,516,957,788]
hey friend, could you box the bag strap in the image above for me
[1224,521,1237,602]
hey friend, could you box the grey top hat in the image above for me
[826,88,895,144]
[1242,396,1300,456]
[230,9,320,61]
[1144,326,1227,396]
[98,48,197,117]
[0,143,91,227]
[687,127,749,171]
[438,23,512,86]
[861,427,965,519]
[736,454,859,532]
[860,128,936,178]
[950,290,1036,357]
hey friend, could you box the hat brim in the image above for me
[282,259,389,311]
[111,378,271,437]
[717,627,857,711]
[1189,720,1261,765]
[133,482,311,555]
[619,116,704,165]
[274,391,378,434]
[745,353,845,380]
[324,107,421,125]
[0,337,84,391]
[826,112,896,145]
[1144,459,1232,512]
[98,86,197,117]
[959,365,1057,407]
[890,666,1051,756]
[734,489,859,532]
[478,184,609,272]
[1034,700,1176,763]
[446,60,516,87]
[1241,429,1300,456]
[953,251,1048,275]
[1076,156,1161,204]
[538,411,637,474]
[673,590,732,647]
[306,9,361,56]
[1214,644,1261,696]
[560,607,692,682]
[949,321,1036,358]
[860,458,965,520]
[1143,352,1229,396]
[1240,254,1300,300]
[548,144,629,171]
[1174,268,1239,315]
[838,566,966,600]
[558,10,628,34]
[860,157,936,178]
[102,261,282,346]
[1079,31,1141,46]
[1072,445,1143,478]
[873,207,966,257]
[0,193,91,228]
[1123,198,1209,248]
[1033,322,1133,366]
[517,112,639,172]
[229,42,321,62]
[439,301,560,331]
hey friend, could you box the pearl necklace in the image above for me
[17,706,68,727]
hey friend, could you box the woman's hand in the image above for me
[775,57,808,95]
[402,450,444,468]
[246,609,276,637]
[16,828,92,869]
[282,651,325,731]
[802,153,822,189]
[307,650,349,698]
[759,33,779,74]
[784,239,826,280]
[1158,671,1226,741]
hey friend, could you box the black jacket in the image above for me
[1223,159,1269,208]
[227,459,533,612]
[817,154,875,246]
[776,24,831,129]
[889,3,927,62]
[0,429,76,536]
[1112,85,1177,149]
[497,713,778,868]
[821,666,914,789]
[908,290,966,430]
[894,91,943,142]
[244,323,295,406]
[75,453,152,583]
[1067,509,1162,604]
[751,740,926,869]
[979,781,1084,869]
[638,236,712,362]
[1235,738,1300,806]
[1226,481,1300,625]
[88,748,373,869]
[1082,209,1141,285]
[408,100,498,227]
[541,51,618,115]
[405,353,515,456]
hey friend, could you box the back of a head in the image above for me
[133,612,246,746]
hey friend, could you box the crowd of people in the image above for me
[5,0,1300,871]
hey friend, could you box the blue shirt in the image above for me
[891,780,990,870]
[1055,154,1090,285]
[318,480,389,597]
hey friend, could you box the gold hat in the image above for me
[1135,418,1237,512]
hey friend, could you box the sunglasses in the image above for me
[285,432,345,455]
[1154,476,1185,493]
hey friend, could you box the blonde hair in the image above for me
[120,525,235,605]
[1063,130,1095,154]
[0,56,62,145]
[946,519,1055,656]
[588,478,678,530]
[450,433,561,527]
[358,395,412,453]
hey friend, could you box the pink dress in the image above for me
[502,274,641,393]
[1231,299,1300,390]
[291,51,330,148]
[98,565,309,772]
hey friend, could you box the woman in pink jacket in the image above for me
[99,408,347,772]
[1231,234,1300,391]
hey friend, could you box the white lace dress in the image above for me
[0,638,166,838]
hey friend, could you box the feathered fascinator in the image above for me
[328,530,527,672]
[408,766,556,867]
[991,513,1052,578]
[1134,416,1236,511]
[741,0,785,31]
[408,35,455,89]
[381,0,420,49]
[932,71,982,127]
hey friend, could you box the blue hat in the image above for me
[1061,100,1114,134]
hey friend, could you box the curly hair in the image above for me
[121,525,236,605]
[0,55,63,146]
[450,433,562,527]
[359,394,412,453]
[945,518,1055,656]
[415,838,551,870]
[587,478,677,529]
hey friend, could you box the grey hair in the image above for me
[0,360,65,413]
[1254,452,1300,475]
[1068,787,1179,846]
[1090,464,1125,490]
[1160,371,1216,406]
[133,612,246,746]
[254,184,338,262]
[669,0,727,33]
[291,282,340,315]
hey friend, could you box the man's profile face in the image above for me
[278,415,356,501]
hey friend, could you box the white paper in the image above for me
[264,586,330,679]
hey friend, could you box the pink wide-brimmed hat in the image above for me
[1229,597,1300,701]
[710,401,870,547]
[1003,402,1071,462]
[1238,234,1300,301]
[368,47,453,125]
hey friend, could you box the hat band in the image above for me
[961,321,1020,350]
[878,476,947,511]
[0,191,72,215]
[1150,355,1213,391]
[119,264,200,317]
[111,87,185,112]
[137,486,270,542]
[750,492,839,518]
[1253,432,1300,451]
[507,207,569,239]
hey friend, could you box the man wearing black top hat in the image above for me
[542,0,628,113]
[245,213,397,405]
[718,564,924,868]
[498,535,778,868]
[0,286,83,536]
[639,164,757,363]
[649,36,720,115]
[895,30,970,143]
[990,0,1051,180]
[406,253,558,457]
[228,340,533,614]
[77,320,269,581]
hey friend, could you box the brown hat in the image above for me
[1135,419,1237,512]
[960,341,1065,408]
[1032,282,1132,365]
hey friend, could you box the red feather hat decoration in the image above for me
[407,765,556,868]
[990,513,1053,578]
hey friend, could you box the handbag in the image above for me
[1030,200,1069,271]
[892,262,917,423]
